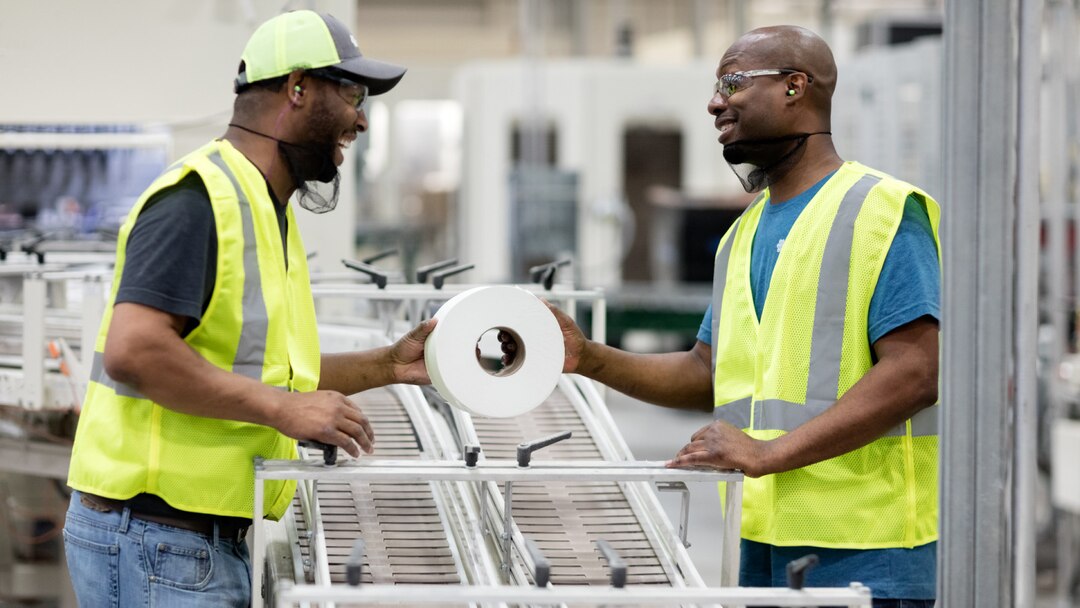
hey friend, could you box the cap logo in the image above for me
[350,34,359,50]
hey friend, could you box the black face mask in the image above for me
[229,123,338,184]
[276,139,338,184]
[228,123,341,213]
[722,131,831,193]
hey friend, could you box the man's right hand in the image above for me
[272,390,375,458]
[543,300,587,374]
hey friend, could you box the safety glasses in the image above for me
[713,68,813,101]
[308,68,369,111]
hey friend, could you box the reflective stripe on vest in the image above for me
[207,154,269,381]
[90,351,143,399]
[715,397,939,437]
[710,173,938,437]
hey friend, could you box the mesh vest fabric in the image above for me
[711,161,940,548]
[67,139,320,521]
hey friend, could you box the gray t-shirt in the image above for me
[116,172,287,335]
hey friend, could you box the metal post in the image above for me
[591,293,607,403]
[253,459,266,608]
[940,1,1034,605]
[21,272,45,409]
[1014,1,1043,606]
[1045,1,1069,371]
[721,478,742,587]
[502,480,514,571]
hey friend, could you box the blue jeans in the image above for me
[63,491,251,607]
[740,539,936,607]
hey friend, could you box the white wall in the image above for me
[0,0,362,279]
[454,59,739,286]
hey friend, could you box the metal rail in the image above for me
[275,581,873,606]
[252,457,742,608]
[256,458,742,483]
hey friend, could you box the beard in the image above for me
[281,95,348,213]
[227,97,351,213]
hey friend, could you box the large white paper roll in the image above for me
[425,285,564,418]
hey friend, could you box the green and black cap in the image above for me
[235,10,406,95]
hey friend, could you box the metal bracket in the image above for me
[656,480,691,547]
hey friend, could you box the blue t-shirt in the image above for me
[696,173,940,599]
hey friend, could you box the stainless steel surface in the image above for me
[1015,0,1043,605]
[274,581,873,606]
[941,0,1032,605]
[290,388,462,586]
[254,375,741,607]
[259,459,740,483]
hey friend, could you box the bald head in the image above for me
[722,25,837,117]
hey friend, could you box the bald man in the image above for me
[547,26,940,606]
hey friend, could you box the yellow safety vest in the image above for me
[67,139,320,521]
[711,161,940,548]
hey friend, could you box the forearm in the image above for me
[319,349,395,394]
[577,340,713,412]
[104,302,399,457]
[758,344,937,475]
[105,329,285,426]
[318,319,436,393]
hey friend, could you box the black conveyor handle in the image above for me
[595,538,627,588]
[516,431,572,467]
[524,537,550,588]
[346,538,366,586]
[786,554,819,590]
[298,440,338,466]
[416,258,458,284]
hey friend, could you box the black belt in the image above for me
[79,493,249,543]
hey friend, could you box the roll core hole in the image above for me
[475,327,525,376]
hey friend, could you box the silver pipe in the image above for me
[275,581,874,606]
[1014,1,1043,605]
[501,480,513,573]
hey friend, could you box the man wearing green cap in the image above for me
[62,11,427,606]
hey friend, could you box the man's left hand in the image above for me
[665,419,775,478]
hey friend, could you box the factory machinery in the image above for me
[0,248,872,607]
